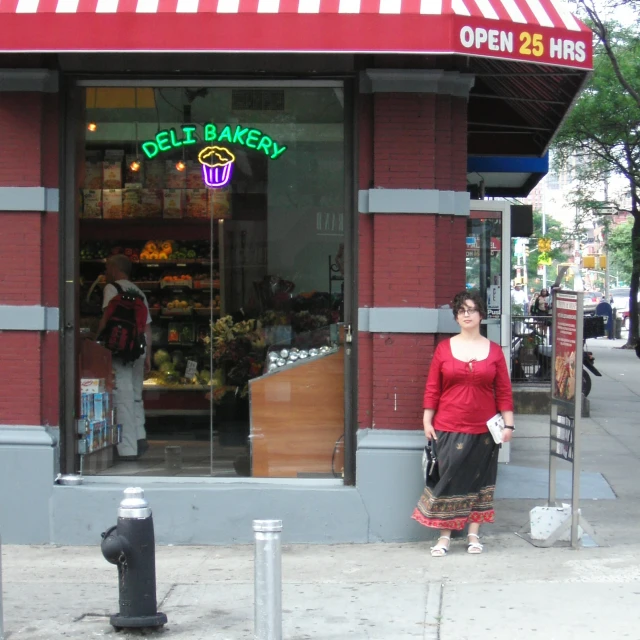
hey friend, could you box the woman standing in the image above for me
[412,290,514,556]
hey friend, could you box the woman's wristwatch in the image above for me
[504,425,515,431]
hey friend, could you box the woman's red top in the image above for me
[423,338,514,434]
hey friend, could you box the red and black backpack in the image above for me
[100,282,148,363]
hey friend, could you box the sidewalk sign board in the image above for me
[518,290,598,548]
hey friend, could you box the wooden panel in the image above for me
[250,349,345,478]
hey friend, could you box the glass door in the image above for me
[466,202,511,358]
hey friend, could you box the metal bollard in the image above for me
[253,520,283,640]
[0,532,4,640]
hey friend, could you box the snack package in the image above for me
[140,189,163,218]
[209,187,232,220]
[186,189,209,218]
[81,378,105,394]
[102,189,123,219]
[145,161,165,188]
[81,189,102,219]
[83,162,103,189]
[163,189,183,218]
[123,185,142,218]
[186,161,203,188]
[165,161,187,189]
[103,162,123,189]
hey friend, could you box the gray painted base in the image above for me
[3,428,608,545]
[0,426,59,544]
[52,482,370,546]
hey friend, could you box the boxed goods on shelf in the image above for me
[81,189,102,219]
[103,189,123,219]
[103,150,124,189]
[145,161,164,188]
[165,161,187,189]
[123,185,142,218]
[163,189,183,218]
[140,189,162,218]
[79,383,121,454]
[84,162,103,189]
[186,189,209,218]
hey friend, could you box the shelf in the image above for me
[80,218,217,226]
[143,383,210,391]
[80,259,216,266]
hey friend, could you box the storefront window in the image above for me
[77,85,346,478]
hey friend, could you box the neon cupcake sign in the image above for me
[198,146,236,189]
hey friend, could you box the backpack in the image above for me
[100,282,148,363]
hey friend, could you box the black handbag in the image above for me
[422,440,440,486]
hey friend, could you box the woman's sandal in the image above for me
[430,536,451,557]
[467,533,483,554]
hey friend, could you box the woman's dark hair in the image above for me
[452,290,487,320]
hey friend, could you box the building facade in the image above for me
[0,1,592,544]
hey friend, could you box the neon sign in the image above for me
[198,146,235,189]
[141,123,287,161]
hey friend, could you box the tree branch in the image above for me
[579,0,640,109]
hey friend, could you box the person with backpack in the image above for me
[96,254,152,461]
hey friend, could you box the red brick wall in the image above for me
[357,87,468,431]
[0,90,59,428]
[0,332,42,425]
[372,214,436,308]
[371,333,435,429]
[0,94,44,187]
[0,213,43,304]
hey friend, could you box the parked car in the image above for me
[583,291,604,315]
[610,287,630,314]
[622,309,630,329]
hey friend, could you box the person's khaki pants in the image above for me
[112,355,146,457]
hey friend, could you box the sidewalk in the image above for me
[2,338,639,640]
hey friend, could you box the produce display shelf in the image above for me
[161,281,193,289]
[80,218,214,226]
[143,383,210,391]
[144,409,210,417]
[80,259,215,266]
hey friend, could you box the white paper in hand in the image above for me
[486,413,505,444]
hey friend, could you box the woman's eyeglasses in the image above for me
[458,307,479,317]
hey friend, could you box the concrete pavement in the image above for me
[2,337,640,640]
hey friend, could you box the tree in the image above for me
[554,19,640,347]
[524,212,569,286]
[608,218,634,282]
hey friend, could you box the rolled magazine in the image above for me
[486,413,505,444]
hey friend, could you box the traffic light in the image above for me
[537,238,552,253]
[599,255,607,268]
[583,256,596,268]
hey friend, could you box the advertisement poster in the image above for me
[552,292,579,402]
[487,275,501,319]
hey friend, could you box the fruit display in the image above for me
[80,243,110,260]
[79,240,211,263]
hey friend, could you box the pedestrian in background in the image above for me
[412,290,514,556]
[532,288,551,316]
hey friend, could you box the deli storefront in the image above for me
[0,0,592,544]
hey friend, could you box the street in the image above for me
[2,338,640,640]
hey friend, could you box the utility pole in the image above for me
[542,208,547,290]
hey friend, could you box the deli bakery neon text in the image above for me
[142,123,287,189]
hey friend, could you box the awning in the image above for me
[0,0,592,69]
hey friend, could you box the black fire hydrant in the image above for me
[101,487,168,631]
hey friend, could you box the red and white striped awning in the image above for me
[0,0,592,68]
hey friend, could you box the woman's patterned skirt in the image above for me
[412,430,500,531]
